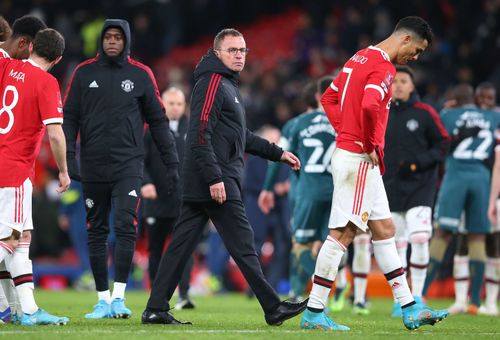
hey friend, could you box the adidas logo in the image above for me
[89,80,99,88]
[391,282,401,289]
[234,96,239,103]
[128,190,137,197]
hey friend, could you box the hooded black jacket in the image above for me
[383,95,450,211]
[182,49,283,201]
[63,19,178,182]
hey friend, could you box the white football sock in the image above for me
[353,234,371,305]
[307,236,346,311]
[485,257,500,307]
[373,237,414,307]
[453,255,469,305]
[4,242,38,314]
[409,232,430,298]
[111,282,127,300]
[97,290,111,304]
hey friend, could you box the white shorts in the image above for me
[393,206,432,240]
[0,178,33,239]
[328,148,391,232]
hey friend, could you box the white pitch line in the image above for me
[0,330,499,335]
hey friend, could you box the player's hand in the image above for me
[258,190,275,214]
[367,150,379,168]
[57,172,71,193]
[210,181,226,204]
[281,151,301,171]
[274,180,290,196]
[58,215,70,231]
[141,184,158,200]
[488,200,497,225]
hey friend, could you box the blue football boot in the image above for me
[20,309,69,325]
[402,303,448,330]
[85,300,111,319]
[110,298,132,319]
[300,309,350,331]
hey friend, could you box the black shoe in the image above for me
[265,298,309,326]
[141,309,192,325]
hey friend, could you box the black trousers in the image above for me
[146,200,281,313]
[145,216,193,298]
[82,177,141,291]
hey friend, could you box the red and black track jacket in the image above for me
[63,19,178,182]
[383,95,450,211]
[182,49,283,201]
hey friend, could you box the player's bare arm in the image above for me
[46,123,70,193]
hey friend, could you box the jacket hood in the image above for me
[98,19,131,66]
[393,91,421,108]
[194,49,240,83]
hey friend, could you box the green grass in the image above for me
[1,290,499,339]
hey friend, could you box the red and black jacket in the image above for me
[383,95,450,211]
[182,49,283,201]
[63,19,178,182]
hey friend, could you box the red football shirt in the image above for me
[321,46,396,174]
[0,58,63,187]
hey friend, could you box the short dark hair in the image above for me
[11,15,47,40]
[476,82,495,92]
[394,16,433,45]
[318,76,334,95]
[32,28,65,62]
[395,65,415,82]
[0,16,12,42]
[213,28,243,49]
[302,82,318,109]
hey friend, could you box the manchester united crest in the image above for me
[121,79,134,93]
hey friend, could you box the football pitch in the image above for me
[1,290,499,339]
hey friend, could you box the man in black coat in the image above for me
[141,87,194,309]
[63,19,179,319]
[142,28,307,326]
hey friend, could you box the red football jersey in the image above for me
[0,58,63,187]
[321,46,396,174]
[0,48,10,59]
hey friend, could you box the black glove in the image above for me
[165,166,179,195]
[67,157,81,182]
[398,159,419,178]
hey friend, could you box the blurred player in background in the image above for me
[244,125,291,294]
[427,84,500,315]
[141,87,195,310]
[383,65,449,317]
[259,77,336,303]
[481,82,500,316]
[300,16,448,331]
[0,28,70,325]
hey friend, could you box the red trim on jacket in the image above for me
[63,57,98,105]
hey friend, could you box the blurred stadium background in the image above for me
[2,0,499,298]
